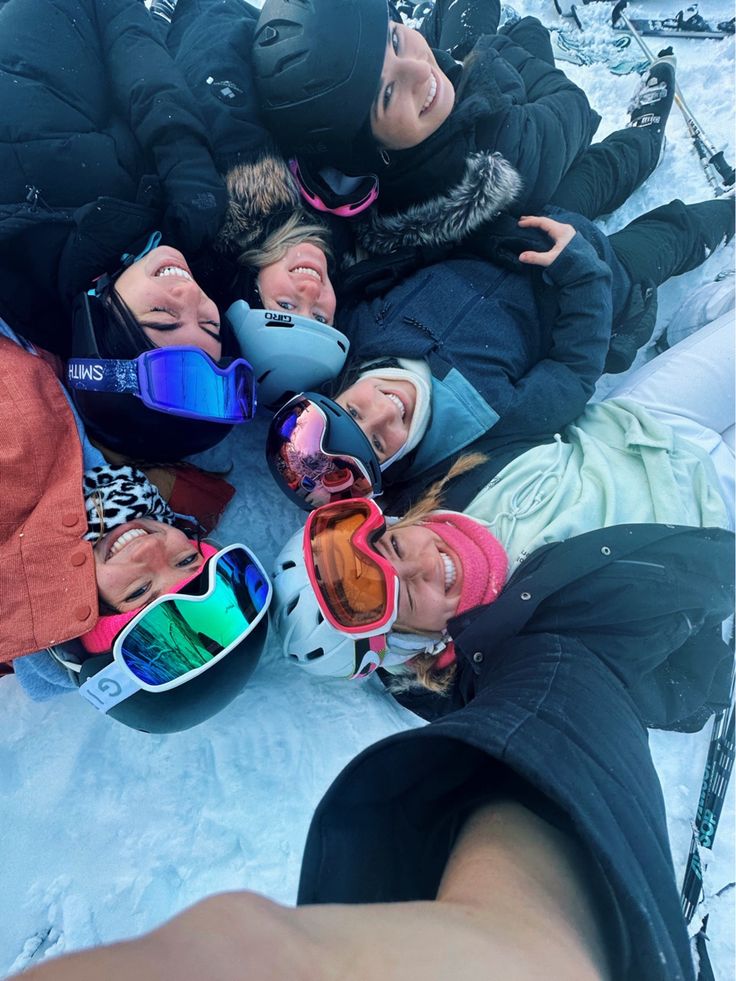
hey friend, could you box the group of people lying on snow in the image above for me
[0,0,734,978]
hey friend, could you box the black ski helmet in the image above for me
[57,618,268,733]
[70,290,239,463]
[55,542,270,733]
[252,0,389,157]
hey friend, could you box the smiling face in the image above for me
[370,21,455,150]
[335,376,416,463]
[375,523,462,633]
[256,243,337,325]
[114,246,222,361]
[93,519,205,614]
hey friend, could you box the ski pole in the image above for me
[680,682,735,923]
[611,1,735,193]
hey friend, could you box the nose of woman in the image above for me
[399,52,431,90]
[398,540,437,583]
[125,531,170,570]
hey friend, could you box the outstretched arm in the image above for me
[95,0,227,253]
[18,800,610,981]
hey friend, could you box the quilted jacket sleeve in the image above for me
[490,233,611,440]
[473,26,601,212]
[94,0,227,253]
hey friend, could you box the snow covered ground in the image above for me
[1,1,734,977]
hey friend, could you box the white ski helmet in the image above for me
[225,300,349,409]
[272,527,366,678]
[272,527,444,679]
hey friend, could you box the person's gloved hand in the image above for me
[155,141,228,255]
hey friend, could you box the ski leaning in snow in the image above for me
[612,8,731,40]
[609,2,736,195]
[558,0,733,38]
[680,684,735,925]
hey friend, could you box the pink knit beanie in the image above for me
[420,512,508,668]
[82,542,219,655]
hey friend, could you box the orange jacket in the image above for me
[0,338,98,661]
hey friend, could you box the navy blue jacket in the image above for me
[338,208,624,481]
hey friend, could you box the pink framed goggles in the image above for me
[303,497,399,638]
[289,159,379,218]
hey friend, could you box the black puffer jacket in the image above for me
[355,18,601,251]
[0,0,271,353]
[299,524,734,981]
[414,524,734,730]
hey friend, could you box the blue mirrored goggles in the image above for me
[67,346,257,423]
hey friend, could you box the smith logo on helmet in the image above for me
[68,362,105,382]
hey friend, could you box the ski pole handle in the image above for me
[709,150,736,187]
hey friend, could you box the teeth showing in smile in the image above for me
[155,266,192,280]
[386,392,405,419]
[110,528,148,558]
[290,266,321,282]
[441,553,457,591]
[422,74,437,112]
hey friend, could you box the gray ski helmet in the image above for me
[252,0,389,156]
[225,300,349,409]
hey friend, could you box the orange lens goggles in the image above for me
[303,498,399,636]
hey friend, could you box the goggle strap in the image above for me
[369,635,387,654]
[78,661,140,713]
[67,358,138,393]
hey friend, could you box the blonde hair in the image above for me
[386,452,488,695]
[391,452,488,530]
[386,656,458,695]
[239,210,333,271]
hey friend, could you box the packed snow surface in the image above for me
[0,1,733,977]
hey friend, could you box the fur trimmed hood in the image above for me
[355,151,523,254]
[215,153,301,257]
